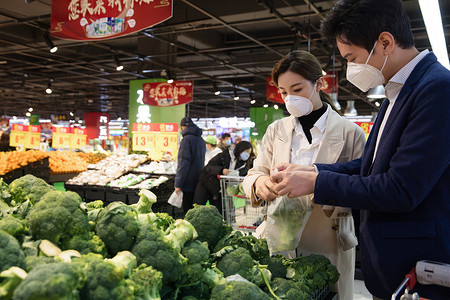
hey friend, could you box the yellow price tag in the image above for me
[26,133,41,149]
[132,132,155,151]
[52,132,72,148]
[10,131,26,147]
[155,132,178,152]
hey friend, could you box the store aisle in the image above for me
[354,279,372,300]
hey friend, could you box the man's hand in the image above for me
[271,170,317,198]
[273,163,316,174]
[175,187,182,194]
[222,169,230,175]
[254,175,278,202]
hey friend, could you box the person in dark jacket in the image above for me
[174,117,206,214]
[193,141,254,215]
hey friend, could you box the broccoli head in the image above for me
[12,262,84,300]
[131,223,186,283]
[0,267,27,300]
[259,255,287,279]
[181,240,210,265]
[0,216,27,241]
[62,232,107,256]
[130,264,163,300]
[184,205,224,250]
[215,247,254,280]
[27,191,91,247]
[8,174,56,206]
[95,202,140,255]
[211,280,270,300]
[270,277,309,300]
[0,230,26,272]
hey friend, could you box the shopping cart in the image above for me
[219,175,265,232]
[392,260,450,300]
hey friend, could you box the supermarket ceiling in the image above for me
[0,0,448,119]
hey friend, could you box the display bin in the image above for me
[65,183,85,200]
[84,185,106,202]
[105,187,127,204]
[23,157,50,181]
[2,167,24,184]
[125,188,140,205]
[152,201,174,215]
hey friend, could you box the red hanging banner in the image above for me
[266,77,284,104]
[322,71,338,94]
[51,0,173,41]
[142,80,193,106]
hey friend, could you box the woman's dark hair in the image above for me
[320,0,414,51]
[272,50,342,115]
[234,141,254,168]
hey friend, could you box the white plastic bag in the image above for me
[335,215,358,251]
[168,190,183,208]
[265,195,313,254]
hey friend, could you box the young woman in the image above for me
[194,141,254,215]
[243,50,366,299]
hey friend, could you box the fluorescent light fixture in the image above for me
[418,0,450,69]
[250,100,256,104]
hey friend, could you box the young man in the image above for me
[270,0,450,298]
[217,133,231,152]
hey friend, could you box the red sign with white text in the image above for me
[266,77,284,104]
[322,72,338,94]
[132,123,178,133]
[142,80,193,107]
[51,0,173,41]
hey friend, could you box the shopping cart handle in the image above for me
[405,267,418,290]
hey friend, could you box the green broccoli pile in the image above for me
[0,174,341,300]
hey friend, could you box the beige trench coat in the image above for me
[243,106,366,300]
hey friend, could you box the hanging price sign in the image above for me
[25,125,41,149]
[9,124,29,147]
[132,123,178,152]
[52,127,73,148]
[71,128,87,148]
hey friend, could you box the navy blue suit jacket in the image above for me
[314,53,450,299]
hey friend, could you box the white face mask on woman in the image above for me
[240,152,250,161]
[346,41,388,92]
[284,82,316,117]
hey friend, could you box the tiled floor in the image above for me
[354,279,372,300]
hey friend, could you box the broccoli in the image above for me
[0,215,27,241]
[95,201,140,255]
[213,231,269,261]
[130,264,163,300]
[0,267,27,300]
[215,247,254,280]
[8,174,56,206]
[27,191,91,246]
[24,256,56,272]
[76,251,137,300]
[63,232,107,256]
[165,219,198,252]
[0,198,9,218]
[12,262,84,300]
[211,280,270,300]
[184,205,224,250]
[213,230,244,252]
[181,240,210,265]
[86,200,104,210]
[259,255,287,279]
[0,178,12,206]
[131,223,187,283]
[131,189,157,214]
[270,277,309,300]
[0,230,26,272]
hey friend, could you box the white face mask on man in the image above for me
[284,82,316,117]
[346,41,389,92]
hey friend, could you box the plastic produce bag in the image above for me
[265,194,313,254]
[335,214,358,251]
[168,190,183,208]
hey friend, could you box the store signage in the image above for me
[52,127,72,148]
[354,122,373,140]
[142,80,193,107]
[266,77,284,104]
[71,128,88,148]
[322,72,338,94]
[50,0,173,41]
[10,125,41,149]
[132,123,178,152]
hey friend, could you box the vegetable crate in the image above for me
[219,175,265,232]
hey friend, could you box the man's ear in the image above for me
[378,32,395,55]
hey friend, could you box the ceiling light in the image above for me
[263,104,269,108]
[28,107,33,112]
[118,117,122,121]
[0,61,7,64]
[250,100,256,105]
[43,32,57,53]
[70,112,74,117]
[45,78,54,94]
[375,101,380,107]
[367,85,386,99]
[167,78,174,84]
[213,82,221,95]
[418,0,449,69]
[274,104,279,110]
[344,100,358,116]
[322,70,327,76]
[113,54,123,71]
[252,127,259,136]
[26,112,31,117]
[233,87,239,100]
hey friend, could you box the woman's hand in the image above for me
[222,169,230,175]
[273,163,316,175]
[254,175,278,202]
[271,170,317,198]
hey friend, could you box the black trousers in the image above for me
[193,183,223,215]
[181,191,195,214]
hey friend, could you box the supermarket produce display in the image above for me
[0,174,339,300]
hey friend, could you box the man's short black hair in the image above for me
[221,133,231,139]
[320,0,414,52]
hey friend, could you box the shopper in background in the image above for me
[217,133,231,152]
[204,135,222,166]
[243,50,366,299]
[194,141,254,215]
[174,117,206,214]
[269,0,450,298]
